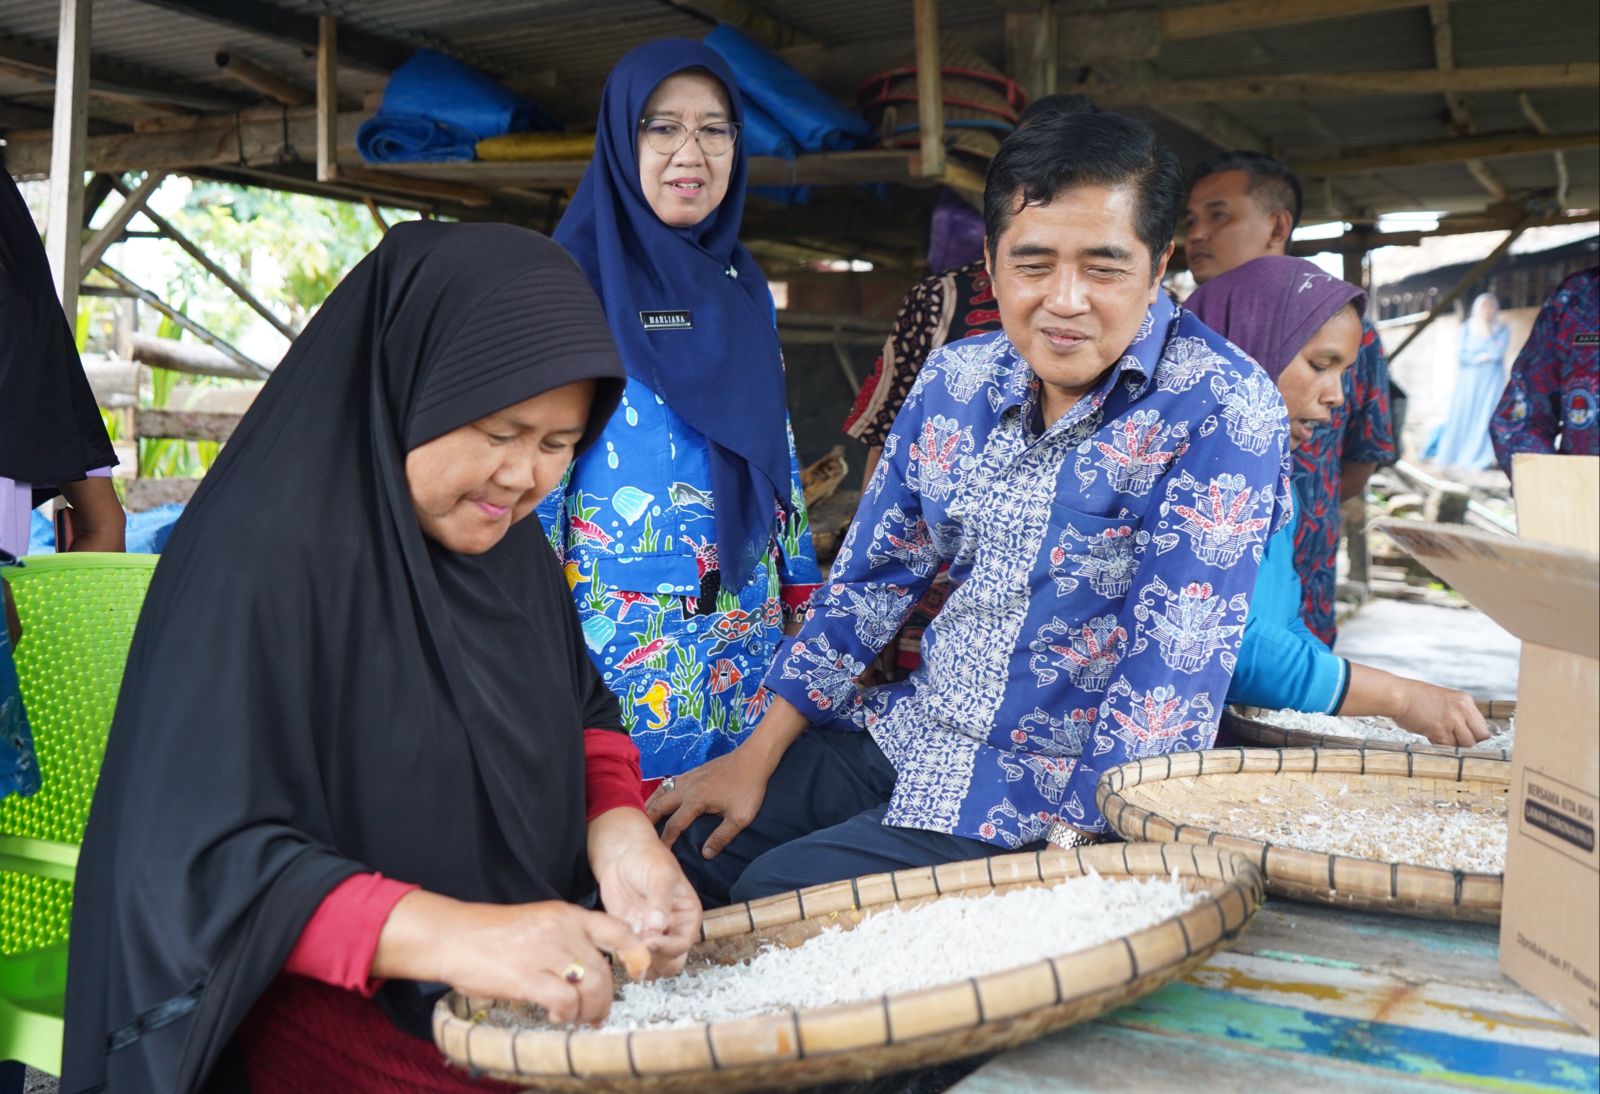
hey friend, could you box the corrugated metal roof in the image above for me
[2,0,1595,222]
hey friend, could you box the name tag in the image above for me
[1575,332,1598,346]
[640,310,693,332]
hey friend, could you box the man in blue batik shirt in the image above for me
[650,111,1293,907]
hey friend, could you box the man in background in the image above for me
[1183,151,1396,644]
[1490,266,1599,472]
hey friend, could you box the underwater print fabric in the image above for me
[539,377,820,778]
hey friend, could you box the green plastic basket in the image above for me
[0,553,155,1073]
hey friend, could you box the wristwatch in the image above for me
[1047,819,1101,849]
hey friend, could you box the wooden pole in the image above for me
[96,263,272,378]
[1004,1,1057,101]
[913,0,945,179]
[1426,1,1507,201]
[317,14,338,182]
[80,171,168,274]
[127,332,269,382]
[111,179,299,341]
[215,50,312,106]
[1386,215,1533,363]
[45,0,92,319]
[1518,93,1570,209]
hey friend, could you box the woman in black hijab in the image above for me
[61,221,700,1092]
[0,170,124,554]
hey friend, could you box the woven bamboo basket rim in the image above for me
[1097,747,1509,923]
[1223,700,1516,761]
[433,843,1263,1092]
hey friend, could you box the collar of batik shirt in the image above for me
[998,295,1179,431]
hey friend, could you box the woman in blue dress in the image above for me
[543,40,820,778]
[1429,292,1511,470]
[1188,257,1490,748]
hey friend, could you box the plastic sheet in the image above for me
[704,26,869,153]
[357,49,559,163]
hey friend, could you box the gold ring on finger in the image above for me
[563,962,586,984]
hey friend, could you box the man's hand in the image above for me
[647,745,773,860]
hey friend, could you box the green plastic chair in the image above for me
[0,553,156,1078]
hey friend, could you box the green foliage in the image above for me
[73,302,91,354]
[166,182,397,340]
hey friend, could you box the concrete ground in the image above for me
[1333,597,1521,700]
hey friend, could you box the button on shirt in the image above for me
[763,299,1292,844]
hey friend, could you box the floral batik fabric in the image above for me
[539,377,821,779]
[1491,267,1600,475]
[1290,318,1395,645]
[765,299,1293,844]
[844,260,1006,682]
[844,260,1003,447]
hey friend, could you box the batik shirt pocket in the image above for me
[1029,503,1147,696]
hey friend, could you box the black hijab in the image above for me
[61,221,626,1093]
[0,170,117,485]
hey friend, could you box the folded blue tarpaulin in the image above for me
[741,99,799,159]
[704,26,870,154]
[28,502,184,555]
[357,49,559,163]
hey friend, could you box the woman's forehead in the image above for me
[644,71,730,116]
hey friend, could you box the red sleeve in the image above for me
[584,727,646,820]
[284,873,419,997]
[780,583,820,628]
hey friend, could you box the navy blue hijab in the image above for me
[555,39,790,588]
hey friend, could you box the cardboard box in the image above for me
[1377,454,1600,1036]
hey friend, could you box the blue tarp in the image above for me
[28,502,183,555]
[704,26,870,154]
[741,100,799,159]
[357,49,559,163]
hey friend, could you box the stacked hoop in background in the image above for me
[858,37,1025,168]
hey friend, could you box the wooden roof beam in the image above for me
[1427,1,1507,202]
[0,34,248,112]
[0,105,368,176]
[1058,0,1429,61]
[1161,0,1429,41]
[1519,93,1571,209]
[129,0,416,73]
[1292,130,1598,176]
[1289,208,1597,255]
[659,0,818,49]
[1073,63,1600,104]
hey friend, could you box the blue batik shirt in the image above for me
[764,298,1293,843]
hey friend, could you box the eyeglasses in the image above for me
[637,117,741,157]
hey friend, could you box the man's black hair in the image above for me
[1187,150,1304,230]
[983,110,1184,274]
[1016,93,1099,128]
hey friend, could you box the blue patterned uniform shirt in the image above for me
[763,298,1292,843]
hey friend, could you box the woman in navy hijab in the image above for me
[546,39,820,780]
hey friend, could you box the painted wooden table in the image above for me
[953,901,1599,1093]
